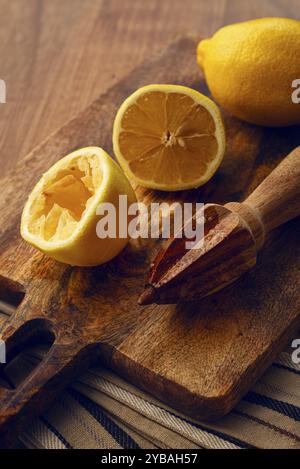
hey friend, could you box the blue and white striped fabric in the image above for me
[19,340,300,449]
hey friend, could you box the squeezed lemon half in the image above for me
[21,147,136,266]
[113,84,225,191]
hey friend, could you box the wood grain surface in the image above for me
[0,35,300,448]
[0,0,299,175]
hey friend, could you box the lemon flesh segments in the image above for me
[27,154,102,243]
[113,85,225,191]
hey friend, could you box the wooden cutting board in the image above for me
[0,36,300,447]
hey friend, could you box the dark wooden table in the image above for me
[0,0,298,176]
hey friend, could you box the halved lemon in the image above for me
[21,147,136,266]
[113,84,225,191]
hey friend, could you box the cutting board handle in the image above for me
[0,314,92,448]
[245,146,300,234]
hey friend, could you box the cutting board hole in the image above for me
[0,276,27,388]
[0,328,55,390]
[0,275,25,316]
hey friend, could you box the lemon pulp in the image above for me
[113,85,225,191]
[28,154,102,242]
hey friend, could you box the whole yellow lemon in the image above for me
[197,18,300,126]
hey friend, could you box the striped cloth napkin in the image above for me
[0,308,300,449]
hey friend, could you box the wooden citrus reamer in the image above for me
[140,146,300,305]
